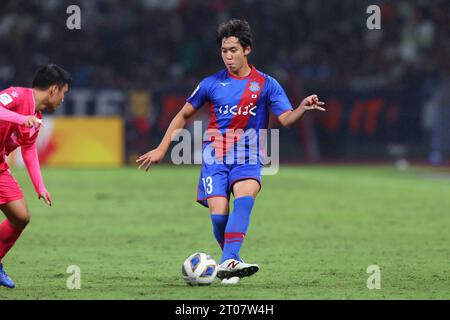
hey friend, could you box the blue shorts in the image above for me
[196,162,262,208]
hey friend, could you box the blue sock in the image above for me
[210,214,228,250]
[221,196,255,263]
[210,214,242,262]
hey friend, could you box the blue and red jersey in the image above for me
[187,65,292,133]
[187,65,293,162]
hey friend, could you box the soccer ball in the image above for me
[182,252,218,286]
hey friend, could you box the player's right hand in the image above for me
[23,116,43,128]
[136,148,165,172]
[38,190,52,206]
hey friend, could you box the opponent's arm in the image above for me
[0,106,42,128]
[21,143,51,206]
[136,102,198,171]
[278,94,325,128]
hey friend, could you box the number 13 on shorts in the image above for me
[202,176,213,194]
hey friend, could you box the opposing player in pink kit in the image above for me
[0,64,71,288]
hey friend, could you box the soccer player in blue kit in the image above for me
[137,19,325,284]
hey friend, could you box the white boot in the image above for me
[217,259,259,280]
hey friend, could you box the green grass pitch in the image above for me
[1,165,449,299]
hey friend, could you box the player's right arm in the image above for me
[136,102,197,171]
[0,91,42,128]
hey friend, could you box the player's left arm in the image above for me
[278,94,325,128]
[21,142,52,206]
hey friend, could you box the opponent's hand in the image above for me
[300,95,326,111]
[136,148,165,172]
[38,190,52,206]
[23,116,43,128]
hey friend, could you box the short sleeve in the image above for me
[186,79,209,109]
[267,77,293,116]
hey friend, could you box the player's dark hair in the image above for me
[32,64,72,89]
[217,19,252,49]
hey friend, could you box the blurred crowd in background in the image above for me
[1,0,448,90]
[0,0,449,164]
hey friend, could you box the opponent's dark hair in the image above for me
[217,19,252,49]
[32,64,72,89]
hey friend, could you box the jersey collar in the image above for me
[227,64,255,80]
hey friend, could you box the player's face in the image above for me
[221,37,251,74]
[46,84,69,112]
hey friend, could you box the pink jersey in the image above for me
[0,87,45,194]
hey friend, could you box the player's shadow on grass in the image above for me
[160,281,268,289]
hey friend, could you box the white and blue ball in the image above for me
[182,252,217,286]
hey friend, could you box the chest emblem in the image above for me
[249,81,260,93]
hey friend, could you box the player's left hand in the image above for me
[300,95,326,111]
[38,190,52,206]
[23,116,43,129]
